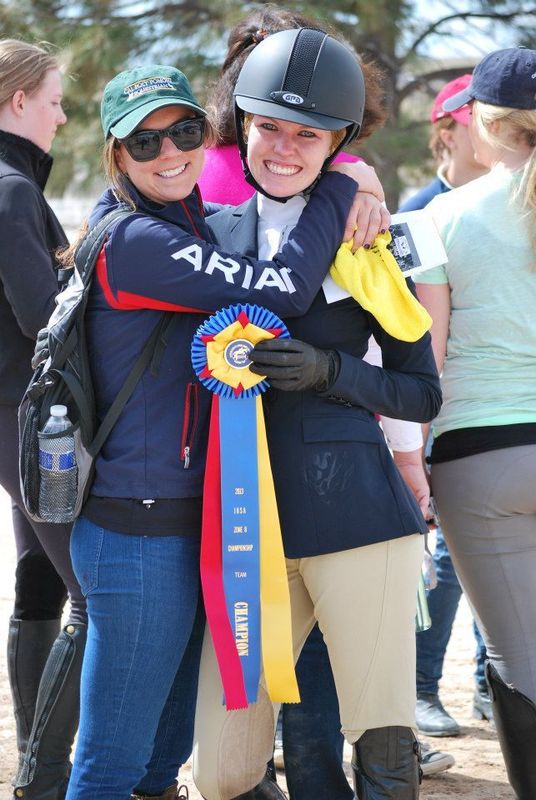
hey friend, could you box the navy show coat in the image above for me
[208,198,442,558]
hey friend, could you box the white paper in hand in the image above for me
[322,209,447,304]
[387,209,447,278]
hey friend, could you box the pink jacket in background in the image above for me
[198,143,360,205]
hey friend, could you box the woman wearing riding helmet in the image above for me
[193,28,441,800]
[63,59,382,799]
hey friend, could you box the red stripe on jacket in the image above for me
[96,247,209,314]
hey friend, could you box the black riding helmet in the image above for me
[233,28,365,201]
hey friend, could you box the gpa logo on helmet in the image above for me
[282,93,304,105]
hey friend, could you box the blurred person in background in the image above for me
[0,38,87,800]
[416,47,536,799]
[400,74,492,739]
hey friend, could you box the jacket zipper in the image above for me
[180,382,199,469]
[180,198,202,237]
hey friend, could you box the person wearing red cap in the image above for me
[400,74,487,212]
[400,74,492,742]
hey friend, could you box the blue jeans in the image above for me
[416,526,487,694]
[66,517,204,800]
[281,624,353,800]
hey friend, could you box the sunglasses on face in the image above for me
[120,116,206,162]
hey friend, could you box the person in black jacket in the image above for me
[0,39,87,800]
[192,29,442,800]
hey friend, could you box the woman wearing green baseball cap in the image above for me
[63,61,385,800]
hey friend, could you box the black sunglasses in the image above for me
[121,116,206,162]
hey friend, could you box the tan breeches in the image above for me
[193,533,423,800]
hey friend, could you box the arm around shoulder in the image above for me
[105,172,358,318]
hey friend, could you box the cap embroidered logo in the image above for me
[123,77,176,101]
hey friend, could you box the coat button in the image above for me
[66,624,75,634]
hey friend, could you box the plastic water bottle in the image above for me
[415,572,432,633]
[422,548,438,591]
[38,404,77,522]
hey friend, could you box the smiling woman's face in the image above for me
[246,114,333,197]
[115,105,205,204]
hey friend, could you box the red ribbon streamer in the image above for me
[200,394,248,709]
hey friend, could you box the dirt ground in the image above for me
[0,486,514,800]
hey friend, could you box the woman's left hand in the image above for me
[249,338,339,392]
[344,192,391,251]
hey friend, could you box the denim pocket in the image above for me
[70,516,105,596]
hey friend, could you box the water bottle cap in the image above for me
[50,404,68,417]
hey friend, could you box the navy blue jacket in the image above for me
[85,172,356,506]
[398,176,449,212]
[207,198,442,557]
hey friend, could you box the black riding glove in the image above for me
[249,338,340,392]
[31,327,49,370]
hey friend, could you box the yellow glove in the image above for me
[329,231,432,342]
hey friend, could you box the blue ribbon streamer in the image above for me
[219,396,261,702]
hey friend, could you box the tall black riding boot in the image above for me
[7,618,61,778]
[486,661,536,800]
[13,623,87,800]
[352,726,420,799]
[230,773,287,799]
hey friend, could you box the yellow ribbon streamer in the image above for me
[256,395,300,703]
[329,231,432,342]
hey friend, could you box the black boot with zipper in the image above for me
[7,617,61,780]
[13,623,87,800]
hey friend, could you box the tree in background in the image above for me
[1,0,534,207]
[292,0,535,205]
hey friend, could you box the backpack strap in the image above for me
[74,205,133,284]
[71,205,179,459]
[149,312,178,376]
[87,312,178,459]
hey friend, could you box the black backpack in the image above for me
[19,206,176,523]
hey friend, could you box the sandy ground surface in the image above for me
[0,485,514,799]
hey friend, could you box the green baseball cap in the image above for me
[101,64,206,139]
